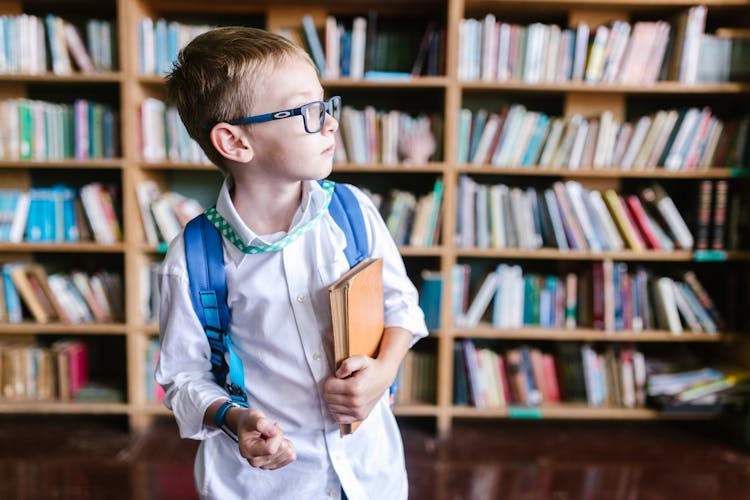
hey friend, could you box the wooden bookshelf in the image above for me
[450,403,718,420]
[461,81,750,93]
[458,166,746,178]
[0,0,748,440]
[453,325,732,342]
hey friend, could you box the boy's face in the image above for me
[242,56,338,183]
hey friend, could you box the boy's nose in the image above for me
[323,113,339,134]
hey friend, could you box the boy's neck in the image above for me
[230,176,304,235]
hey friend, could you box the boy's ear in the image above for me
[209,123,254,163]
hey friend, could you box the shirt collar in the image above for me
[214,177,330,265]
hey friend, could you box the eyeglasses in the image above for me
[206,96,342,134]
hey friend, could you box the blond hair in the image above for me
[166,26,314,171]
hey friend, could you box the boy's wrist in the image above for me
[215,400,245,442]
[376,327,413,376]
[225,405,247,435]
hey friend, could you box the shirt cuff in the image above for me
[384,305,428,348]
[167,377,231,440]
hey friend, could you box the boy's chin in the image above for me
[312,163,334,180]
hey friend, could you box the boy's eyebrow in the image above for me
[288,88,325,106]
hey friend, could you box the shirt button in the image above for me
[297,295,305,303]
[313,352,321,361]
[328,490,337,498]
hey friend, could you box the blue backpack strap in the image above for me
[184,214,248,407]
[325,181,368,268]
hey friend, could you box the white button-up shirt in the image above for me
[156,179,428,500]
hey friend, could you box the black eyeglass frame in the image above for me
[203,95,342,133]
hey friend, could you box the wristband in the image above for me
[214,400,240,443]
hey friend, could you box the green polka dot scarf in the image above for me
[203,180,335,254]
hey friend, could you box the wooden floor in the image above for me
[2,415,750,499]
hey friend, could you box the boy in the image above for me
[155,26,428,499]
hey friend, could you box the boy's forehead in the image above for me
[257,58,322,108]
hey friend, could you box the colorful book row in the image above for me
[454,262,723,336]
[364,178,443,248]
[336,107,442,165]
[0,263,123,325]
[456,340,740,411]
[0,14,115,75]
[459,6,712,84]
[300,13,444,79]
[0,99,119,161]
[458,105,749,170]
[456,177,695,252]
[0,339,89,401]
[0,183,121,244]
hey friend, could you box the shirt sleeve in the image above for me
[155,236,230,440]
[349,185,429,346]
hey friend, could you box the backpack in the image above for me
[183,181,368,407]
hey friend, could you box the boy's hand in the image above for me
[236,408,296,470]
[323,355,392,424]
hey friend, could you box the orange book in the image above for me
[328,257,384,436]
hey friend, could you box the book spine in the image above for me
[695,180,713,250]
[711,180,728,250]
[681,271,724,329]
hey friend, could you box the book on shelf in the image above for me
[411,21,437,76]
[9,264,68,324]
[418,270,441,331]
[301,15,327,76]
[46,273,91,324]
[64,21,95,73]
[52,339,89,401]
[349,17,367,79]
[393,350,436,405]
[79,182,122,244]
[461,339,485,408]
[647,366,744,410]
[711,180,728,250]
[665,5,707,83]
[695,179,713,250]
[324,16,340,79]
[715,28,750,82]
[456,271,498,329]
[640,183,693,250]
[328,257,384,435]
[12,346,49,400]
[452,343,470,406]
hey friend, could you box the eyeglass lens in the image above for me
[303,98,341,133]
